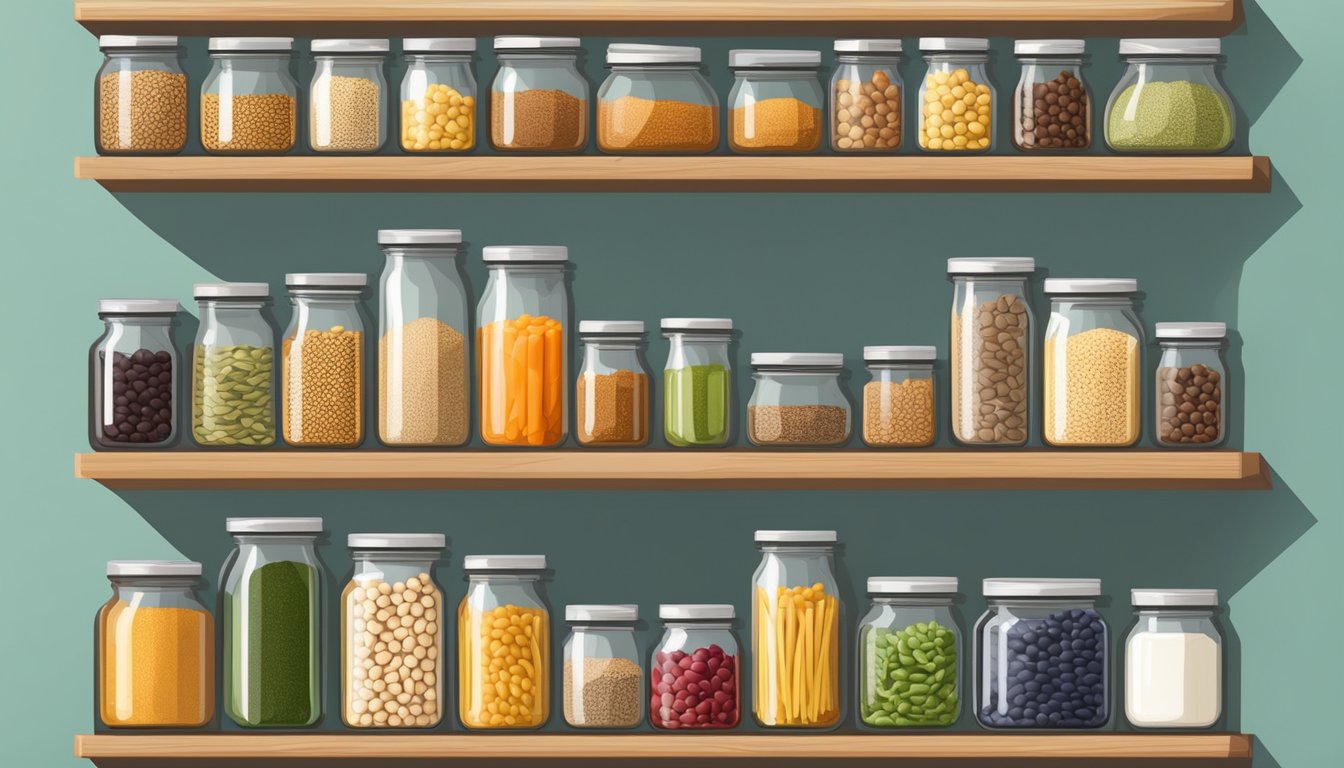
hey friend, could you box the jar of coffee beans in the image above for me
[1012,40,1091,151]
[89,299,180,450]
[1155,322,1227,447]
[948,258,1035,446]
[830,39,902,152]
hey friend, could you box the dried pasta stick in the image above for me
[526,332,543,443]
[803,604,815,723]
[791,600,805,721]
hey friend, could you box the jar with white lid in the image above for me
[728,49,824,153]
[283,273,369,447]
[193,283,276,448]
[830,39,903,152]
[458,555,550,729]
[577,321,650,447]
[598,44,719,154]
[918,38,994,152]
[95,36,187,154]
[662,318,733,447]
[89,299,180,450]
[862,346,936,448]
[309,39,389,153]
[491,37,589,152]
[1124,589,1223,729]
[1013,39,1091,151]
[747,353,851,447]
[1155,322,1227,448]
[1106,39,1234,153]
[563,604,643,728]
[400,38,476,153]
[652,604,741,730]
[201,37,297,154]
[948,258,1034,446]
[858,577,961,729]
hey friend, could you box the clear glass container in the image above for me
[341,534,446,729]
[1155,322,1228,448]
[1124,589,1223,729]
[747,353,851,447]
[975,578,1108,729]
[1106,39,1234,154]
[89,299,180,450]
[752,530,842,729]
[222,517,323,728]
[577,321,650,447]
[662,318,733,447]
[491,37,589,152]
[858,578,961,729]
[1043,279,1144,447]
[918,38,994,152]
[458,555,550,729]
[948,258,1034,446]
[597,44,719,154]
[97,561,213,728]
[400,38,477,153]
[192,283,276,448]
[652,604,741,730]
[282,273,368,447]
[862,346,936,448]
[563,604,643,728]
[1013,40,1091,151]
[477,246,569,446]
[201,37,297,154]
[728,49,823,153]
[378,230,470,447]
[309,39,389,153]
[830,40,903,152]
[95,36,187,155]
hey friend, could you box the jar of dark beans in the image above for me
[90,299,180,449]
[1012,40,1090,151]
[975,578,1109,729]
[1155,322,1227,447]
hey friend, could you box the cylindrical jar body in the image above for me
[1155,324,1227,447]
[862,347,936,448]
[651,606,741,730]
[1043,281,1143,447]
[193,285,276,448]
[662,320,733,447]
[858,581,961,728]
[598,63,719,154]
[491,40,589,152]
[830,43,902,152]
[458,560,551,729]
[95,38,187,154]
[563,607,643,728]
[1013,50,1091,150]
[89,300,180,450]
[729,53,824,153]
[1124,593,1223,729]
[918,42,994,152]
[1106,41,1234,154]
[948,259,1034,446]
[309,43,388,153]
[400,43,477,152]
[747,355,851,447]
[201,39,297,154]
[282,275,367,447]
[577,323,650,446]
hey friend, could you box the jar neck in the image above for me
[211,54,290,67]
[988,596,1097,608]
[486,264,565,276]
[106,50,180,60]
[925,52,988,64]
[1134,607,1215,618]
[611,63,702,72]
[315,54,385,64]
[1050,295,1135,308]
[753,367,842,376]
[101,314,174,329]
[289,290,362,307]
[497,52,580,62]
[409,54,471,64]
[759,544,834,555]
[569,622,636,632]
[468,573,541,585]
[582,337,643,350]
[383,246,460,261]
[1018,56,1083,66]
[1159,339,1223,349]
[1127,56,1219,65]
[951,275,1029,287]
[232,534,317,546]
[837,54,902,65]
[867,362,933,371]
[663,620,733,631]
[199,299,267,314]
[109,576,197,596]
[664,332,731,343]
[870,595,953,607]
[733,69,818,80]
[352,549,440,568]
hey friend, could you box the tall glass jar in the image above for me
[918,38,994,152]
[1013,39,1091,151]
[282,273,368,447]
[752,530,841,729]
[309,39,389,153]
[747,353,851,447]
[1125,589,1223,729]
[97,561,213,728]
[563,605,643,729]
[1155,322,1228,447]
[491,37,589,152]
[652,604,741,730]
[378,230,470,447]
[89,299,180,450]
[597,44,719,154]
[1043,279,1144,447]
[948,258,1034,446]
[201,37,297,154]
[830,39,903,152]
[193,283,276,448]
[858,578,961,729]
[95,36,187,155]
[1106,39,1234,154]
[728,49,823,153]
[400,38,477,153]
[662,318,733,447]
[862,346,936,448]
[222,517,323,728]
[458,555,550,729]
[577,321,650,447]
[342,534,446,729]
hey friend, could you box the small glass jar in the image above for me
[1043,279,1144,447]
[89,299,180,450]
[729,50,823,153]
[222,517,323,728]
[918,38,994,153]
[652,604,742,730]
[662,318,733,447]
[1155,322,1228,448]
[1125,589,1223,729]
[193,283,276,448]
[201,37,297,154]
[400,38,477,153]
[858,578,961,729]
[948,258,1034,447]
[862,346,936,448]
[97,561,213,728]
[747,353,851,447]
[309,39,389,153]
[458,555,551,729]
[378,230,470,447]
[341,534,446,729]
[1013,39,1091,151]
[598,44,719,154]
[282,273,368,447]
[95,36,187,155]
[477,246,570,447]
[491,37,589,152]
[830,39,903,152]
[752,530,842,729]
[563,604,643,729]
[1106,39,1234,154]
[577,321,651,447]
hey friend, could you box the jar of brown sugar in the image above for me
[576,321,650,447]
[491,36,589,152]
[1013,40,1091,151]
[597,44,719,154]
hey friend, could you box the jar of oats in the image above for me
[201,38,297,154]
[310,39,389,153]
[282,273,368,447]
[95,36,187,155]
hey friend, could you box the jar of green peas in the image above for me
[857,577,961,729]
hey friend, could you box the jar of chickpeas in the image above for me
[830,39,902,152]
[400,38,477,152]
[458,555,551,729]
[917,38,995,152]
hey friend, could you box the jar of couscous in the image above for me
[917,38,994,152]
[400,38,476,152]
[598,44,719,154]
[728,49,824,153]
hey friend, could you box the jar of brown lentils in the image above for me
[1012,40,1091,151]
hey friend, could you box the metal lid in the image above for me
[729,49,821,69]
[755,530,837,543]
[608,43,701,65]
[947,257,1035,275]
[1131,589,1219,607]
[482,245,568,262]
[404,38,476,53]
[311,39,390,54]
[660,604,734,620]
[1044,278,1138,294]
[227,517,323,534]
[1156,322,1227,340]
[579,320,645,335]
[920,38,990,52]
[347,533,446,549]
[107,560,201,577]
[194,282,269,299]
[834,39,903,54]
[1120,39,1221,56]
[566,604,639,622]
[864,346,936,362]
[378,229,462,246]
[463,555,546,570]
[1015,39,1086,55]
[868,577,958,595]
[100,35,178,49]
[750,353,843,368]
[661,317,732,331]
[98,299,179,314]
[983,578,1101,597]
[495,36,581,50]
[209,37,294,52]
[285,273,368,288]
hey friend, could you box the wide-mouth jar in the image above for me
[491,36,589,152]
[728,49,824,153]
[95,35,187,154]
[1124,589,1223,729]
[862,346,937,448]
[1106,39,1234,154]
[458,555,551,729]
[652,604,741,730]
[201,37,297,154]
[858,577,961,729]
[598,44,719,154]
[747,353,851,447]
[282,273,369,447]
[563,604,643,729]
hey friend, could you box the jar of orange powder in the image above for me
[728,49,823,154]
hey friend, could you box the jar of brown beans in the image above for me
[95,36,188,155]
[830,40,902,152]
[1154,322,1228,448]
[1012,40,1091,151]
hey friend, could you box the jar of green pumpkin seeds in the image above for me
[857,577,962,729]
[1105,39,1234,154]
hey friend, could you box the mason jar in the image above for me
[1155,322,1228,448]
[400,38,477,152]
[1125,589,1223,729]
[1013,39,1091,151]
[577,321,651,447]
[193,283,276,448]
[728,49,824,153]
[747,353,851,447]
[862,346,936,448]
[282,273,368,447]
[458,555,551,729]
[491,37,589,152]
[563,604,643,729]
[309,39,389,153]
[830,39,903,152]
[598,44,719,154]
[201,37,297,154]
[858,577,961,729]
[1106,39,1234,154]
[918,38,994,152]
[89,299,180,450]
[661,318,733,447]
[948,258,1034,446]
[95,36,187,154]
[651,604,741,730]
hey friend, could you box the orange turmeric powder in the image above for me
[99,602,214,727]
[479,314,565,445]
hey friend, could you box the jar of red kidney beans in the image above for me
[89,299,180,449]
[651,604,741,729]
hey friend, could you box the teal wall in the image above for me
[1,1,1338,765]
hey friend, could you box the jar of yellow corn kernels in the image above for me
[917,38,995,152]
[400,38,476,152]
[459,555,551,729]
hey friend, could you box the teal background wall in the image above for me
[1,1,1338,765]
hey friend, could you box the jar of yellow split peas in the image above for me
[458,555,551,729]
[917,38,995,152]
[752,530,842,729]
[477,246,570,447]
[400,38,476,152]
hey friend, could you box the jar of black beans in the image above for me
[89,299,180,449]
[974,578,1108,729]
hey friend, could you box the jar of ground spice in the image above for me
[830,39,903,152]
[459,555,551,729]
[491,37,589,152]
[728,49,824,153]
[862,346,936,448]
[948,258,1035,447]
[94,36,187,155]
[283,273,368,447]
[918,38,995,152]
[193,283,276,448]
[563,605,644,729]
[400,38,477,153]
[1106,39,1234,154]
[309,39,389,153]
[747,354,851,447]
[652,604,741,730]
[1124,589,1224,729]
[662,318,733,447]
[89,299,180,450]
[1013,39,1091,151]
[576,321,650,447]
[201,38,297,154]
[597,44,719,154]
[1154,322,1227,447]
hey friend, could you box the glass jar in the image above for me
[858,578,961,729]
[282,273,368,447]
[89,299,180,450]
[948,258,1034,446]
[752,530,841,729]
[1013,39,1091,151]
[662,318,733,447]
[491,37,589,152]
[563,604,643,729]
[222,517,323,728]
[378,230,470,447]
[341,534,446,729]
[477,246,569,446]
[192,283,276,448]
[1125,589,1223,729]
[1155,322,1228,448]
[400,38,477,153]
[201,37,297,154]
[728,49,823,153]
[1106,39,1234,154]
[862,346,936,448]
[830,39,903,152]
[577,321,651,447]
[597,44,718,154]
[918,38,994,152]
[1043,279,1144,447]
[458,555,551,729]
[652,604,741,730]
[309,39,389,153]
[95,36,187,155]
[97,561,213,728]
[747,353,851,447]
[975,578,1108,729]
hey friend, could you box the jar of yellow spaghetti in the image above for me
[458,555,551,729]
